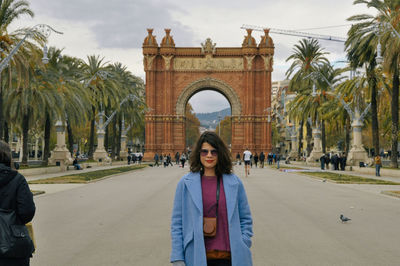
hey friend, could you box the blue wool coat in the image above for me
[170,172,253,266]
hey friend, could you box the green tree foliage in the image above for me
[185,103,200,148]
[286,38,329,156]
[215,116,231,147]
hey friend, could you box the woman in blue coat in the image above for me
[170,132,253,266]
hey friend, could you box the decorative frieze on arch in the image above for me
[175,78,242,116]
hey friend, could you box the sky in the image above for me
[10,0,373,113]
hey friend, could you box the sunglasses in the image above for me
[200,149,218,157]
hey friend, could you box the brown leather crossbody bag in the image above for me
[203,176,220,237]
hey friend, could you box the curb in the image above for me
[86,166,147,183]
[381,191,400,199]
[31,190,45,196]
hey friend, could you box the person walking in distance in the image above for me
[180,152,187,168]
[168,154,174,167]
[374,154,382,176]
[235,152,241,166]
[175,152,180,165]
[276,153,281,169]
[243,148,252,177]
[253,153,259,168]
[0,140,36,265]
[170,132,253,266]
[259,152,265,168]
[154,153,160,167]
[164,154,168,168]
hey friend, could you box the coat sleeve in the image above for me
[170,179,185,262]
[16,174,36,224]
[237,178,253,248]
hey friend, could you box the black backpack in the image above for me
[0,208,35,258]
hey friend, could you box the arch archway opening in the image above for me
[185,89,232,151]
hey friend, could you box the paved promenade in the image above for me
[29,164,400,266]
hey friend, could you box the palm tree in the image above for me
[349,0,399,168]
[0,0,36,139]
[314,63,347,153]
[346,0,384,158]
[286,38,329,156]
[4,46,64,165]
[60,55,91,155]
[107,62,146,159]
[41,48,92,163]
[81,55,117,159]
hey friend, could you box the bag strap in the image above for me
[215,176,220,218]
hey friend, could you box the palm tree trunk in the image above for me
[117,116,122,159]
[321,120,326,154]
[111,118,117,159]
[104,126,109,151]
[66,120,74,155]
[367,65,380,156]
[22,110,30,166]
[306,121,312,156]
[3,121,8,143]
[391,67,399,168]
[297,120,304,159]
[88,106,96,159]
[42,112,51,166]
[104,108,109,151]
[0,75,3,140]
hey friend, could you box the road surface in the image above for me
[30,165,400,266]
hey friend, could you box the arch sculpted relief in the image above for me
[176,78,242,116]
[173,57,244,71]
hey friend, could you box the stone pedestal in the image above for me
[49,120,73,170]
[119,134,128,160]
[347,119,371,166]
[288,134,298,159]
[307,126,323,164]
[93,128,111,163]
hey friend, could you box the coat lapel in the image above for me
[184,172,203,215]
[223,174,239,222]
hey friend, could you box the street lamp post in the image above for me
[264,107,273,153]
[0,24,63,72]
[3,24,64,166]
[306,72,374,166]
[120,115,134,161]
[93,94,139,163]
[274,109,298,159]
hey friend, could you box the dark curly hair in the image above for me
[0,140,12,167]
[189,131,232,177]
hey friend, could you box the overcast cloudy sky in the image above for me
[10,0,373,113]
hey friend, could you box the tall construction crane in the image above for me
[241,24,346,43]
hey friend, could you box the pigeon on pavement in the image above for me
[340,214,351,223]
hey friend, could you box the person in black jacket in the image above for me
[259,152,265,168]
[0,140,35,266]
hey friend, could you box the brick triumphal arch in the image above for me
[142,28,274,160]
